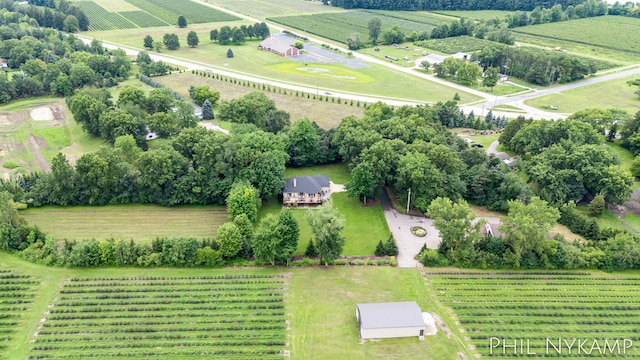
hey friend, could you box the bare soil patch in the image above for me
[27,134,50,172]
[31,106,54,121]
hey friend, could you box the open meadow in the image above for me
[0,98,104,177]
[156,73,365,129]
[20,205,227,241]
[524,74,640,114]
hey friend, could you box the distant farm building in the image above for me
[423,53,445,65]
[282,175,330,205]
[0,58,7,68]
[259,37,300,57]
[356,301,429,339]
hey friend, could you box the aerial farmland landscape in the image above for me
[1,0,640,359]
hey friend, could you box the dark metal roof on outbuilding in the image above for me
[357,301,425,329]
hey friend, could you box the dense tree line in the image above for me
[473,44,612,85]
[423,195,640,271]
[0,34,129,102]
[499,117,633,205]
[1,0,91,32]
[328,0,587,11]
[209,22,270,45]
[337,103,529,213]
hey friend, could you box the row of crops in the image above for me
[0,270,38,359]
[74,0,239,31]
[29,275,288,359]
[513,15,640,54]
[415,36,494,54]
[430,270,640,358]
[74,2,138,31]
[269,10,442,44]
[124,0,238,25]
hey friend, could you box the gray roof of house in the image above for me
[283,175,329,194]
[259,37,294,54]
[357,301,424,329]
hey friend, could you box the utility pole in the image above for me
[406,188,411,213]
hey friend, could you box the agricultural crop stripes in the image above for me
[0,270,38,360]
[429,270,640,358]
[124,0,238,25]
[30,275,287,360]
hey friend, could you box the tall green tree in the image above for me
[187,31,199,47]
[306,201,345,265]
[226,180,261,223]
[163,33,180,50]
[253,214,279,265]
[287,118,318,167]
[347,161,377,205]
[177,15,187,28]
[276,209,299,264]
[216,222,242,258]
[427,197,482,265]
[368,18,382,45]
[499,197,560,268]
[202,99,214,120]
[483,66,499,90]
[143,35,153,49]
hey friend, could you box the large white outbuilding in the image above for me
[356,301,427,339]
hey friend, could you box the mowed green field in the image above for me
[0,253,472,360]
[20,205,227,241]
[429,269,640,358]
[513,16,640,55]
[72,0,239,31]
[524,74,640,114]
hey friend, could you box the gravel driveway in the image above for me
[380,189,441,268]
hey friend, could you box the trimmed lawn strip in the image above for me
[20,205,226,241]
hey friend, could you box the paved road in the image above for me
[379,189,440,268]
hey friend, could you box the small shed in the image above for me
[356,301,426,339]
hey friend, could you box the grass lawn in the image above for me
[491,104,526,113]
[606,140,635,172]
[288,266,473,360]
[85,27,475,103]
[156,73,365,129]
[524,74,640,113]
[260,193,390,256]
[20,204,227,241]
[576,206,637,233]
[451,128,500,148]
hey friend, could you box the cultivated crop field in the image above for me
[429,270,640,358]
[416,36,496,54]
[268,11,439,45]
[0,270,38,359]
[513,16,640,55]
[433,10,515,20]
[20,205,227,241]
[73,0,239,31]
[29,275,287,359]
[202,0,343,18]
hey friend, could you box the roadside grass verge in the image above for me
[524,74,640,114]
[20,204,226,241]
